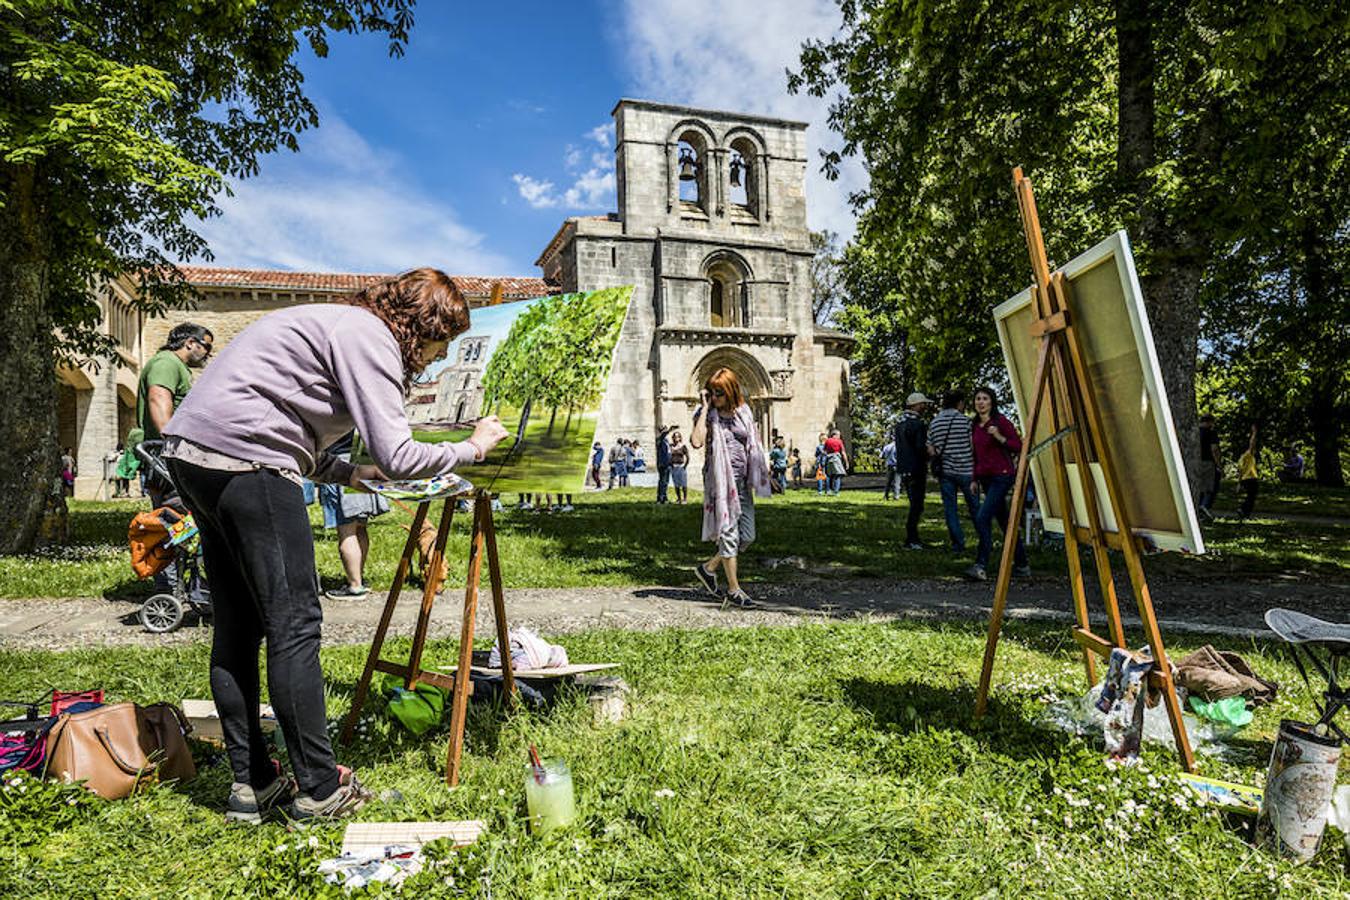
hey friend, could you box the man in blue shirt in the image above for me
[590,442,604,489]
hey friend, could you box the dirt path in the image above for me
[2,573,1345,651]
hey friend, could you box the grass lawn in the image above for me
[1212,478,1350,519]
[1,621,1346,897]
[0,488,1347,599]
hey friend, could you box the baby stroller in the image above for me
[128,441,211,633]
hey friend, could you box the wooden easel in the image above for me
[974,168,1195,772]
[340,490,516,785]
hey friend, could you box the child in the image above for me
[1238,424,1259,519]
[790,448,803,487]
[815,462,827,495]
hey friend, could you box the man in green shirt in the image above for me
[137,322,213,443]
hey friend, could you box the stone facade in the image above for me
[536,100,853,484]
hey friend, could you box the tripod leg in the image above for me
[480,495,516,704]
[446,496,487,786]
[405,499,455,686]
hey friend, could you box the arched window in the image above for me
[462,373,472,390]
[676,131,709,214]
[707,260,746,328]
[729,137,759,219]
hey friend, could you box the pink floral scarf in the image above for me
[702,403,771,543]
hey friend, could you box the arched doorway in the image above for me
[690,347,774,439]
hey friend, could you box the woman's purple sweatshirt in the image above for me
[163,304,476,484]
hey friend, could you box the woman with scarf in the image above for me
[689,367,771,608]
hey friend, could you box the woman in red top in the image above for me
[822,429,849,495]
[965,386,1029,581]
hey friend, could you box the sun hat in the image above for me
[905,392,932,407]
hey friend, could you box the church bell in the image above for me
[678,148,697,181]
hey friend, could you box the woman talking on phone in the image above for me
[162,269,509,824]
[689,367,772,608]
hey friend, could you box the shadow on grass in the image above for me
[842,677,1072,765]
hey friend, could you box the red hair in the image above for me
[341,268,471,391]
[704,367,745,409]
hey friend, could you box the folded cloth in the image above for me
[487,627,568,671]
[1174,645,1278,705]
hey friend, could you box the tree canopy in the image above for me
[791,0,1348,483]
[0,0,415,551]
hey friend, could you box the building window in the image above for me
[729,137,759,220]
[676,131,709,215]
[707,261,746,328]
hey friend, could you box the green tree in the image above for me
[791,0,1346,488]
[0,0,415,553]
[809,229,846,325]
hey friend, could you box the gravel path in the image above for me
[2,573,1345,651]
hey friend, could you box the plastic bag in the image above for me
[1188,695,1253,728]
[379,675,445,735]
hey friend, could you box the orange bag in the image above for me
[128,510,175,579]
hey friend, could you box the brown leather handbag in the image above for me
[45,702,196,799]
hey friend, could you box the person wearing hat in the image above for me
[893,392,933,549]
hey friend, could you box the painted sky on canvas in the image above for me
[194,1,864,279]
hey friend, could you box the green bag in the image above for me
[379,675,446,735]
[1188,695,1253,728]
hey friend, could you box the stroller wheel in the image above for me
[140,593,184,633]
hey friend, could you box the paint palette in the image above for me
[359,473,473,501]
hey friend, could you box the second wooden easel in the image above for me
[974,168,1195,772]
[340,490,516,785]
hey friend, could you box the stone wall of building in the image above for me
[539,100,853,488]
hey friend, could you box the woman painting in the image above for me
[163,269,509,824]
[669,430,690,505]
[965,386,1030,582]
[689,368,771,607]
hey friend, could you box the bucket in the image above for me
[1256,719,1342,862]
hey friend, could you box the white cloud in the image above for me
[195,112,514,274]
[512,174,561,209]
[614,0,865,241]
[511,123,617,211]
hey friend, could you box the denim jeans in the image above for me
[939,473,979,551]
[656,465,671,503]
[827,474,843,494]
[974,474,1028,569]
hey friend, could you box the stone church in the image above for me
[59,99,852,498]
[536,100,853,477]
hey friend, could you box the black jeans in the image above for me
[1240,478,1259,517]
[656,465,671,503]
[902,471,925,545]
[169,459,339,800]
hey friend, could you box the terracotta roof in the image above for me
[177,266,555,299]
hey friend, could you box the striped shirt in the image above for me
[927,408,974,479]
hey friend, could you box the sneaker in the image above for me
[1013,564,1032,577]
[904,542,924,551]
[287,766,372,823]
[226,771,297,825]
[694,563,719,597]
[1197,507,1214,523]
[560,504,574,512]
[520,502,534,511]
[725,589,756,609]
[964,564,987,582]
[324,584,369,600]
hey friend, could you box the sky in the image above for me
[195,0,865,279]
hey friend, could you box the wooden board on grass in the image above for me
[435,662,620,680]
[341,821,485,855]
[181,698,276,742]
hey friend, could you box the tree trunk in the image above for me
[546,405,558,436]
[1116,0,1203,493]
[0,163,68,553]
[1300,220,1347,486]
[563,405,574,436]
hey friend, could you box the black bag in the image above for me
[930,416,958,479]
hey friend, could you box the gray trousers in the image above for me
[716,478,756,558]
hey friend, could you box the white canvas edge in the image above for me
[1060,231,1204,554]
[992,233,1205,555]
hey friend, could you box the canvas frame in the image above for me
[993,230,1204,554]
